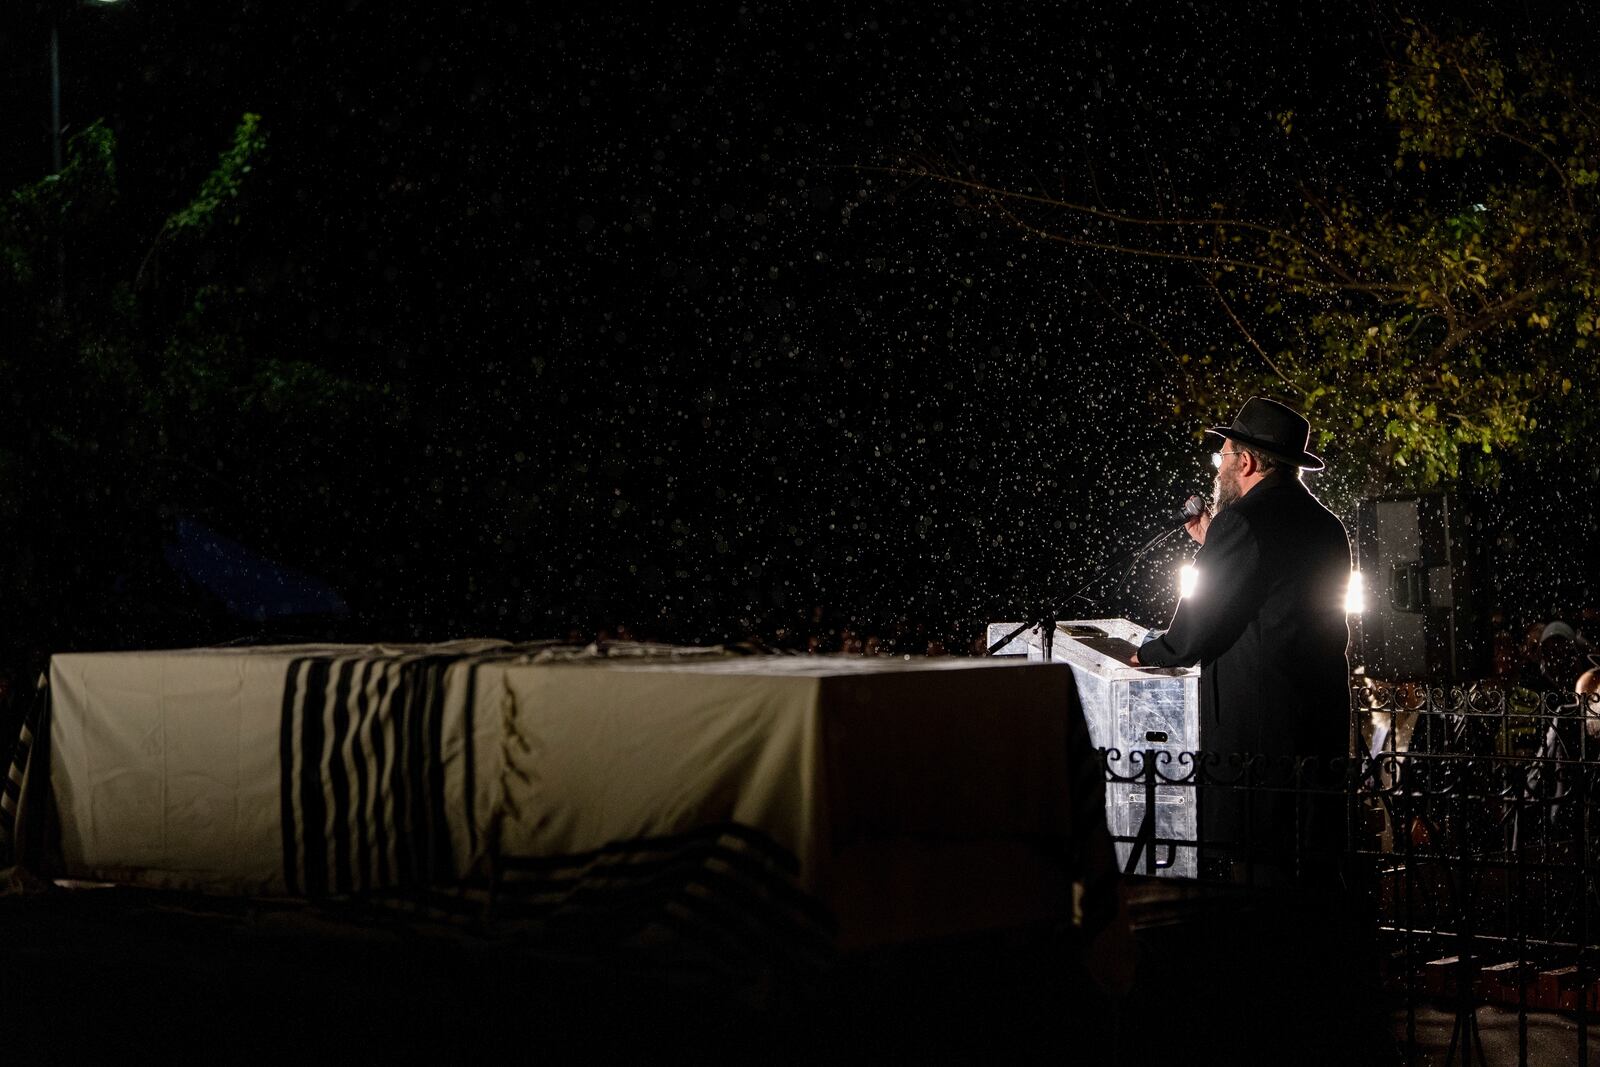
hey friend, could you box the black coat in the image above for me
[1136,470,1351,872]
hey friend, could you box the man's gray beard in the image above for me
[1213,469,1242,512]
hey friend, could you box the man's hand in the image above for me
[1129,651,1141,666]
[1184,510,1211,545]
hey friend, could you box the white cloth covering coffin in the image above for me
[39,645,1086,948]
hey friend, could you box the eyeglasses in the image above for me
[1210,450,1245,469]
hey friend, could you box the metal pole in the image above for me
[49,18,62,174]
[49,13,65,312]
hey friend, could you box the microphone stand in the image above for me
[987,523,1186,657]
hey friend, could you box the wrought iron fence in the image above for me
[1101,681,1600,1067]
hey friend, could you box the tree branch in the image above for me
[875,165,1408,295]
[1204,275,1307,397]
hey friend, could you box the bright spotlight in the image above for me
[1179,563,1199,599]
[1345,571,1364,614]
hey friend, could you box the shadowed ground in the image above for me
[1,876,1579,1063]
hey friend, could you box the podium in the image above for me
[989,618,1199,878]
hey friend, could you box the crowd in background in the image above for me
[576,604,1600,684]
[582,607,992,658]
[5,603,1598,771]
[1493,609,1600,697]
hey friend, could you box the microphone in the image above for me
[1172,492,1209,528]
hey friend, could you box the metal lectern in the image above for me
[989,617,1199,878]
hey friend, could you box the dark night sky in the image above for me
[0,1,1595,650]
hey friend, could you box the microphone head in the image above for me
[1171,489,1209,526]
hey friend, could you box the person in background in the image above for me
[1517,653,1600,848]
[1530,620,1585,693]
[1579,659,1600,741]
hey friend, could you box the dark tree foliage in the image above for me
[927,21,1600,505]
[0,114,373,660]
[0,1,1593,669]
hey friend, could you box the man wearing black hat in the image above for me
[1133,396,1352,883]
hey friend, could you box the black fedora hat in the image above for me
[1207,396,1324,471]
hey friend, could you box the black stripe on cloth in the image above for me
[496,821,807,883]
[297,657,334,896]
[2,677,50,861]
[327,658,357,894]
[493,844,824,923]
[368,660,395,889]
[280,652,473,895]
[279,648,513,897]
[389,655,461,889]
[393,658,420,886]
[0,739,30,862]
[460,663,480,859]
[278,658,307,896]
[348,658,379,893]
[488,823,837,974]
[0,721,31,827]
[424,658,453,883]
